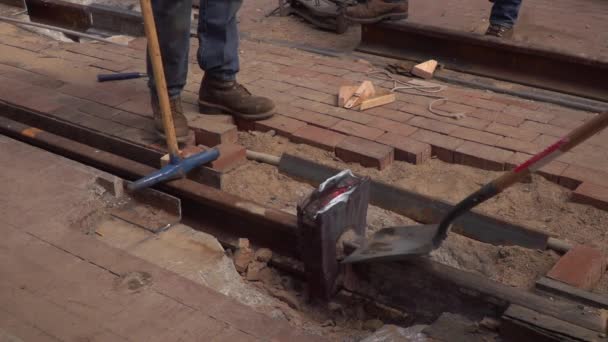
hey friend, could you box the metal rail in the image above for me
[358,22,608,101]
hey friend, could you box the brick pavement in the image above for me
[0,136,321,341]
[0,22,606,210]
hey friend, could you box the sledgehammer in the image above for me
[128,0,219,192]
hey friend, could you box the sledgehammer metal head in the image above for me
[128,148,220,192]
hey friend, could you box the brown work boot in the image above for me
[198,75,275,120]
[344,0,408,24]
[151,95,190,143]
[485,24,514,38]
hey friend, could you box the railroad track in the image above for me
[1,102,606,341]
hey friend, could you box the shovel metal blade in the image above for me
[342,224,440,264]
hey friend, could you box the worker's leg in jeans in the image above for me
[489,0,522,28]
[196,0,275,119]
[147,0,192,139]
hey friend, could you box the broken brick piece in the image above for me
[190,119,238,147]
[335,136,394,170]
[375,132,431,164]
[547,245,607,290]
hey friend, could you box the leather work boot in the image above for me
[198,76,275,120]
[152,95,190,143]
[344,0,408,24]
[485,24,514,38]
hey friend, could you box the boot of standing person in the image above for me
[486,0,522,38]
[147,0,275,141]
[344,0,408,24]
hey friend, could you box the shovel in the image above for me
[343,111,608,264]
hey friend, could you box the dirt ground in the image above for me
[224,131,608,293]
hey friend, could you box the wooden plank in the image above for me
[536,277,608,309]
[279,153,548,249]
[501,304,606,342]
[344,81,375,109]
[359,92,396,111]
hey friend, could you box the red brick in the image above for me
[309,64,350,76]
[487,96,540,110]
[365,107,414,123]
[571,182,608,211]
[453,96,506,111]
[450,126,502,145]
[375,133,431,164]
[560,165,608,190]
[189,119,238,147]
[335,136,394,170]
[485,122,539,141]
[448,116,491,130]
[2,68,65,88]
[57,83,130,107]
[254,115,307,137]
[287,86,335,105]
[454,141,514,171]
[279,109,340,128]
[202,144,247,172]
[550,117,584,129]
[547,245,606,290]
[494,137,542,155]
[368,118,418,137]
[250,79,295,92]
[279,66,320,78]
[410,129,465,163]
[290,98,374,124]
[505,152,568,182]
[331,120,384,140]
[520,121,569,137]
[407,116,458,135]
[503,106,555,124]
[78,101,121,119]
[469,109,525,127]
[290,125,346,151]
[433,101,476,114]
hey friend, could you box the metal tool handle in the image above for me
[433,111,608,246]
[140,0,181,161]
[97,72,146,82]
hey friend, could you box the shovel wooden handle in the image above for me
[433,111,608,246]
[140,0,180,159]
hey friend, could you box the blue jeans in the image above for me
[147,0,242,99]
[489,0,522,28]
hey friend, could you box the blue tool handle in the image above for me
[97,72,145,82]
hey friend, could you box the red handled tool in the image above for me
[344,111,608,264]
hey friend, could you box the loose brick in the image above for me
[331,120,384,140]
[495,137,542,155]
[571,182,608,211]
[408,116,458,135]
[335,136,394,170]
[376,133,431,164]
[520,120,569,137]
[255,115,307,137]
[291,125,346,151]
[547,245,607,290]
[485,122,539,141]
[469,108,525,127]
[410,129,465,163]
[560,165,608,190]
[189,119,238,147]
[202,143,247,172]
[368,118,418,137]
[450,126,502,145]
[505,152,568,182]
[454,141,514,171]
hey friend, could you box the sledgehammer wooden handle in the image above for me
[140,0,180,158]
